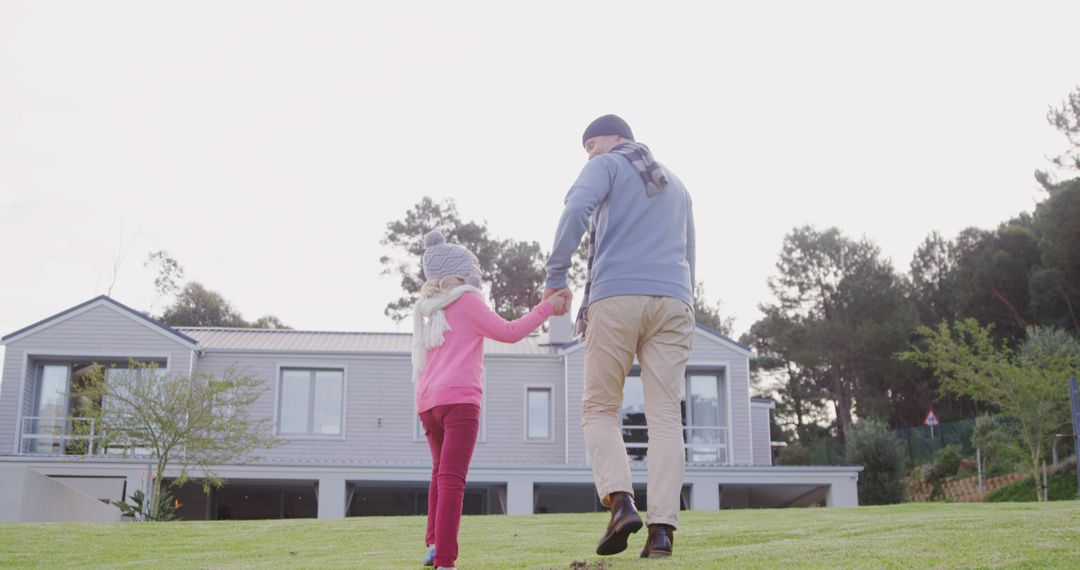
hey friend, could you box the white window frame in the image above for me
[618,365,732,465]
[684,368,730,465]
[523,384,556,442]
[413,372,487,443]
[274,364,347,440]
[19,355,170,456]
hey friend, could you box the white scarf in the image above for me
[411,285,482,383]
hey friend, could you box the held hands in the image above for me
[543,287,573,317]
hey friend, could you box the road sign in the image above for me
[924,408,940,439]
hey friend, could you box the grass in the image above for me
[2,502,1079,569]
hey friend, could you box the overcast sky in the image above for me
[3,1,1079,371]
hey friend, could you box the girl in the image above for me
[413,230,565,570]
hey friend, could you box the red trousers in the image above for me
[420,403,480,568]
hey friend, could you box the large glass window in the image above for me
[621,377,648,460]
[24,359,166,456]
[29,364,70,454]
[618,370,727,464]
[685,374,727,463]
[526,387,552,440]
[278,369,343,436]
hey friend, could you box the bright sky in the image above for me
[3,1,1079,373]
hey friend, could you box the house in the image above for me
[0,296,861,522]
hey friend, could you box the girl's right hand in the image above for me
[547,292,567,314]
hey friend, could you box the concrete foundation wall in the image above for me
[0,465,121,522]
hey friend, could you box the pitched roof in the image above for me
[694,323,752,352]
[1,295,198,346]
[176,327,569,356]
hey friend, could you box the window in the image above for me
[278,368,344,436]
[685,374,727,463]
[526,387,553,440]
[621,377,648,460]
[23,359,166,456]
[618,369,728,464]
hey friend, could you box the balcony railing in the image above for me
[20,416,154,457]
[20,416,98,456]
[623,425,729,464]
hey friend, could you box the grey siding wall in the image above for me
[195,352,414,463]
[193,351,566,465]
[751,404,773,466]
[565,349,587,464]
[475,356,565,465]
[0,348,26,453]
[0,304,195,456]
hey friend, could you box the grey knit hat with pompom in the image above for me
[422,230,481,287]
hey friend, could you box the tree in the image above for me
[756,226,917,442]
[158,282,291,329]
[900,320,1080,501]
[948,221,1041,345]
[909,231,956,326]
[971,414,1022,477]
[380,196,588,322]
[160,282,248,327]
[1030,178,1080,334]
[692,281,735,336]
[845,418,906,505]
[489,239,546,320]
[144,250,184,315]
[74,360,281,518]
[907,230,980,424]
[1044,86,1080,175]
[746,309,831,443]
[250,315,291,329]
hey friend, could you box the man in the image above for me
[544,114,695,559]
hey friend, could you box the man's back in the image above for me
[546,152,695,307]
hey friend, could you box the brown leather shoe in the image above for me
[640,524,674,558]
[596,492,643,556]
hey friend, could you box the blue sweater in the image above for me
[545,152,696,307]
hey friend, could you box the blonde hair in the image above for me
[419,275,467,300]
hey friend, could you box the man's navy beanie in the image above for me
[582,114,634,147]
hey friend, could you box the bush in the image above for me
[779,443,812,466]
[929,444,964,482]
[971,415,1023,475]
[845,418,906,505]
[113,489,180,522]
[986,462,1078,502]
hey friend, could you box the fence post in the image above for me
[976,448,984,493]
[906,427,914,466]
[1041,461,1049,502]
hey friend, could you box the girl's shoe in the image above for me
[421,547,435,567]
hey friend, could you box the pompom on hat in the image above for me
[422,230,481,287]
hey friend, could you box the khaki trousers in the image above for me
[582,295,694,528]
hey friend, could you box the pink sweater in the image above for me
[415,292,554,414]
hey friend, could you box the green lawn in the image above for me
[2,502,1079,569]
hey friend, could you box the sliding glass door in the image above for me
[28,364,70,454]
[684,374,727,463]
[618,369,729,464]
